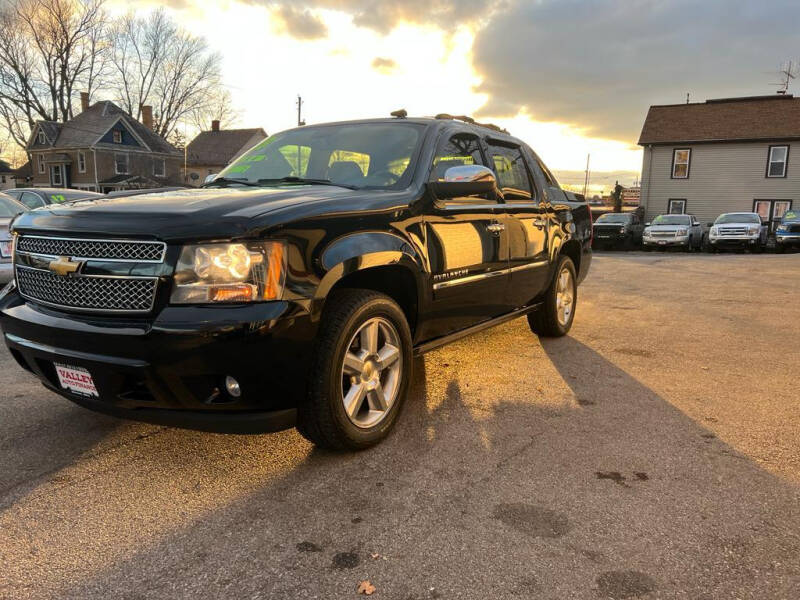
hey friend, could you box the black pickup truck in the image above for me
[0,115,591,449]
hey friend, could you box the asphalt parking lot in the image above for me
[1,252,799,599]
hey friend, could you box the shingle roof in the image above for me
[638,95,800,145]
[13,161,31,178]
[36,101,180,155]
[39,121,62,144]
[186,128,267,166]
[0,159,12,172]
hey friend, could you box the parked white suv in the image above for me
[706,212,767,252]
[643,214,703,251]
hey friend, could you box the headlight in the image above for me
[619,227,626,233]
[676,227,688,235]
[171,241,286,304]
[747,226,760,235]
[776,225,787,233]
[643,227,651,235]
[710,226,719,236]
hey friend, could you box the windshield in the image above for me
[217,122,425,190]
[0,195,24,217]
[596,213,630,223]
[782,210,799,223]
[652,215,690,225]
[715,213,761,224]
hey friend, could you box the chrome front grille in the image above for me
[16,266,157,312]
[14,234,163,313]
[718,227,747,236]
[650,230,677,238]
[16,236,166,262]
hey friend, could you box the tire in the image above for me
[296,289,413,450]
[527,255,577,338]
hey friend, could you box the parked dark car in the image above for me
[642,213,704,251]
[0,193,27,283]
[5,187,103,210]
[592,212,644,249]
[0,115,592,450]
[775,209,800,252]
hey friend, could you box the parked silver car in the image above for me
[643,213,703,250]
[0,192,27,283]
[706,212,767,252]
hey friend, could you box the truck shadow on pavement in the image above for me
[2,328,800,599]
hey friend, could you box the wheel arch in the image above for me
[313,232,424,336]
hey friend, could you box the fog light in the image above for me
[225,376,241,397]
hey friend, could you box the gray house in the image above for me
[638,94,800,230]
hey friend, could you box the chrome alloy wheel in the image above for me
[340,317,403,428]
[555,267,575,326]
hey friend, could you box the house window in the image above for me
[38,154,45,174]
[153,157,165,177]
[78,151,86,173]
[51,165,62,186]
[766,145,788,178]
[115,153,129,174]
[112,130,122,144]
[1,175,5,184]
[668,199,686,214]
[671,149,691,179]
[37,130,45,145]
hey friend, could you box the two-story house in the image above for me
[184,122,267,185]
[638,94,800,230]
[26,93,183,193]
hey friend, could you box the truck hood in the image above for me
[11,185,413,242]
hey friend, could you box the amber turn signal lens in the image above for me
[209,284,255,302]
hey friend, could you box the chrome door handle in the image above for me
[487,223,505,233]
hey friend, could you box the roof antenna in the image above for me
[391,109,407,118]
[774,60,797,95]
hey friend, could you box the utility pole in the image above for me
[296,95,305,126]
[582,153,590,198]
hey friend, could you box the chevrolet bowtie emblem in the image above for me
[48,256,81,276]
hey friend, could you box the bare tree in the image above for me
[0,0,107,148]
[110,8,226,140]
[189,88,241,132]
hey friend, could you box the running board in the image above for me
[413,302,543,356]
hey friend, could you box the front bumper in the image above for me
[776,232,800,246]
[0,290,317,433]
[709,235,760,246]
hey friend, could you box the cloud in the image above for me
[473,0,800,143]
[272,5,328,39]
[249,0,495,35]
[371,57,397,74]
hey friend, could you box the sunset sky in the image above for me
[101,0,800,193]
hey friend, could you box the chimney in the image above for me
[211,120,220,132]
[80,92,89,113]
[141,105,153,130]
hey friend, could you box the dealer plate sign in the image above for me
[55,363,99,397]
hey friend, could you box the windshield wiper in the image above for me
[257,177,358,190]
[201,177,260,188]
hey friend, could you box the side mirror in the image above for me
[428,165,497,199]
[706,222,713,227]
[645,222,651,227]
[203,173,218,184]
